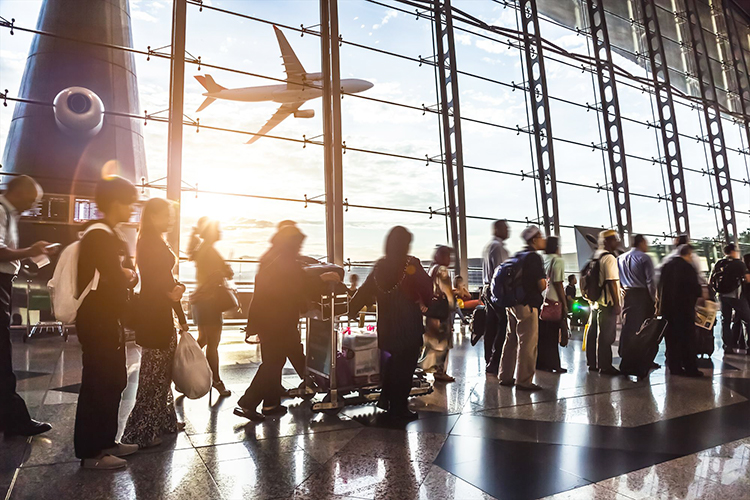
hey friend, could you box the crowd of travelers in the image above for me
[0,174,748,470]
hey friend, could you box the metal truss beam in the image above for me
[518,0,560,236]
[637,0,691,237]
[433,0,468,278]
[683,0,738,244]
[721,0,750,159]
[584,0,633,242]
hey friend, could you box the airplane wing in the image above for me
[246,102,303,145]
[274,26,306,89]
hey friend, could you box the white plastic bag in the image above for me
[172,331,213,399]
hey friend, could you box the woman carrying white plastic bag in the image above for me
[173,330,213,399]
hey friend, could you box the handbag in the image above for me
[426,294,451,320]
[190,277,240,313]
[172,331,213,399]
[540,298,562,322]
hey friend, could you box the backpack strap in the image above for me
[80,222,115,292]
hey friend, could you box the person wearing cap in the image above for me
[710,243,750,353]
[660,245,703,376]
[235,224,340,422]
[498,225,547,390]
[617,235,656,359]
[585,229,622,375]
[482,220,510,375]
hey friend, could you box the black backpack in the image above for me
[711,259,741,295]
[580,252,611,302]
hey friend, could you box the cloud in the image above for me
[373,10,397,30]
[132,10,157,22]
[475,38,506,54]
[454,33,472,46]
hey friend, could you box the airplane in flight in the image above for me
[194,26,374,144]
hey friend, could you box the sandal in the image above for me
[213,381,231,397]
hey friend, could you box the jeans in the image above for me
[721,297,750,350]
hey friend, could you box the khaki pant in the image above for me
[499,305,539,387]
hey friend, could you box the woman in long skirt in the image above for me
[122,198,187,448]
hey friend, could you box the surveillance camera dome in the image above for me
[53,87,105,138]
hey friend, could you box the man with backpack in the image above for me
[710,243,750,354]
[482,220,510,375]
[73,176,139,470]
[582,230,622,375]
[0,175,56,437]
[496,225,546,390]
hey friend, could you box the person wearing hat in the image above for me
[498,225,547,390]
[585,229,622,375]
[235,224,340,421]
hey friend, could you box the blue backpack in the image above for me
[491,251,531,309]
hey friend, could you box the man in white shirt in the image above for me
[0,176,56,436]
[482,220,510,375]
[585,230,622,375]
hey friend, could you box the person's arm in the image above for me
[0,207,51,261]
[86,230,134,288]
[348,273,376,319]
[608,280,621,314]
[644,256,656,301]
[412,257,436,305]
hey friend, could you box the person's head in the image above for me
[493,220,509,240]
[598,229,620,252]
[196,216,222,244]
[4,175,42,213]
[521,225,546,251]
[724,243,739,259]
[271,224,305,256]
[674,234,689,246]
[95,175,137,224]
[139,198,173,238]
[568,274,577,285]
[434,245,453,266]
[350,274,359,287]
[454,275,464,288]
[678,243,693,262]
[545,235,560,255]
[633,234,648,253]
[277,220,296,229]
[384,226,412,260]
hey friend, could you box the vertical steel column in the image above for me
[320,0,335,263]
[683,0,738,243]
[721,0,750,163]
[433,0,468,278]
[167,0,187,260]
[584,0,634,242]
[637,0,691,236]
[518,0,561,236]
[329,0,344,266]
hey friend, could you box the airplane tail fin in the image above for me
[196,97,216,113]
[194,74,226,93]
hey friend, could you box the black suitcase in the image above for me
[694,326,715,358]
[620,317,668,379]
[470,305,487,346]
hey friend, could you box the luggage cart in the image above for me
[291,287,432,414]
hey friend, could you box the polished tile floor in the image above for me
[3,323,750,500]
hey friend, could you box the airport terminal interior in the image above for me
[2,0,750,498]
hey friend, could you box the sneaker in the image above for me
[102,443,139,457]
[81,454,127,470]
[516,383,542,391]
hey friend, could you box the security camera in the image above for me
[53,87,105,138]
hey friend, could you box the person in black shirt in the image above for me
[498,225,547,391]
[660,245,703,376]
[710,243,750,353]
[565,275,577,310]
[74,176,139,470]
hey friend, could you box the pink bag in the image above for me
[540,298,562,322]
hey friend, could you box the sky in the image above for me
[0,0,748,277]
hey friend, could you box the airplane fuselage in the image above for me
[203,78,373,104]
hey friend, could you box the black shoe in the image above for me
[233,406,265,422]
[499,378,516,387]
[261,405,288,417]
[599,367,621,376]
[650,362,661,369]
[376,398,390,411]
[386,409,418,421]
[5,419,52,437]
[588,366,599,372]
[554,367,568,374]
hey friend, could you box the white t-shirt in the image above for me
[544,254,565,302]
[595,249,619,308]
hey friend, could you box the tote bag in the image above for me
[172,331,213,399]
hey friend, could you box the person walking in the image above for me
[585,230,622,375]
[74,176,139,470]
[660,245,703,376]
[235,225,339,421]
[482,220,510,375]
[348,227,434,420]
[537,236,568,373]
[0,176,55,437]
[422,245,455,383]
[188,217,233,397]
[498,225,547,390]
[122,198,187,449]
[710,243,750,353]
[617,235,656,359]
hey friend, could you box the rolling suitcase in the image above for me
[619,317,668,379]
[470,305,487,346]
[694,326,715,358]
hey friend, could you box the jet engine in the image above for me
[53,87,105,138]
[294,109,315,118]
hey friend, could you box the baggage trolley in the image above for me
[289,286,432,414]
